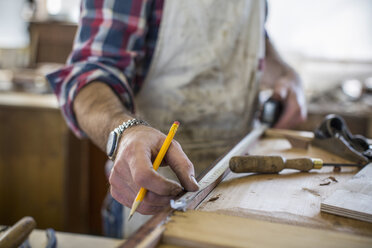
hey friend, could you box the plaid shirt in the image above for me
[46,0,164,137]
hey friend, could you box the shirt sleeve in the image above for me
[46,0,151,138]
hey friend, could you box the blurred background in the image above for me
[0,0,371,236]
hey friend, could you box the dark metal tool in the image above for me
[312,114,371,164]
[261,98,283,127]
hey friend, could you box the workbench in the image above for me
[0,225,121,248]
[2,91,371,246]
[0,92,107,234]
[122,131,372,247]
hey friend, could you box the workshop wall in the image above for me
[267,0,372,95]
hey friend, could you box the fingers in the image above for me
[110,167,176,206]
[123,141,184,196]
[111,186,165,215]
[109,125,199,216]
[143,192,175,206]
[109,167,176,214]
[110,172,174,207]
[271,74,307,129]
[274,105,302,129]
[130,154,183,196]
[136,204,165,215]
[165,141,199,192]
[274,91,307,129]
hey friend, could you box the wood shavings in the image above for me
[207,194,221,202]
[319,176,338,186]
[320,182,331,186]
[329,176,338,182]
[302,188,320,196]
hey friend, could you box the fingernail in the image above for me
[190,175,199,190]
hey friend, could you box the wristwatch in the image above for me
[106,119,148,160]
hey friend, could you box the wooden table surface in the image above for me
[196,137,372,237]
[28,229,122,248]
[117,133,372,248]
[0,225,122,248]
[154,136,372,247]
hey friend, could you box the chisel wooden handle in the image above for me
[0,216,36,248]
[229,155,322,173]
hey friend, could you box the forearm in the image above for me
[260,36,307,128]
[261,37,298,88]
[73,82,134,151]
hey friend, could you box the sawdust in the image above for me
[302,188,320,196]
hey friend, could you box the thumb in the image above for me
[165,141,199,192]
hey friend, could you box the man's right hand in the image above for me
[109,125,199,215]
[74,82,198,214]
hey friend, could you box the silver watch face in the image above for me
[106,131,118,157]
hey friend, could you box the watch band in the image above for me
[115,118,149,136]
[106,118,149,160]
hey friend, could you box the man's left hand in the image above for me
[272,70,307,129]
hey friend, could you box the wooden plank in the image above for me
[246,136,355,164]
[265,128,314,140]
[121,207,174,248]
[122,131,370,247]
[122,167,232,247]
[264,128,314,149]
[173,124,267,210]
[162,210,372,248]
[120,127,265,247]
[197,137,372,236]
[321,163,372,222]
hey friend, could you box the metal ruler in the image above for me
[170,124,268,211]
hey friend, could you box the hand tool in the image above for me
[313,114,371,164]
[0,216,36,248]
[171,98,283,211]
[129,121,180,220]
[229,155,361,174]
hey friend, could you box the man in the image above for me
[47,0,306,236]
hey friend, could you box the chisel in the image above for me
[229,155,361,174]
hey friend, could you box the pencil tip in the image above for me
[128,201,141,221]
[127,214,133,222]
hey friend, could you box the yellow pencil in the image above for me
[128,121,180,221]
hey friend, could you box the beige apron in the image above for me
[137,0,266,173]
[124,0,266,237]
